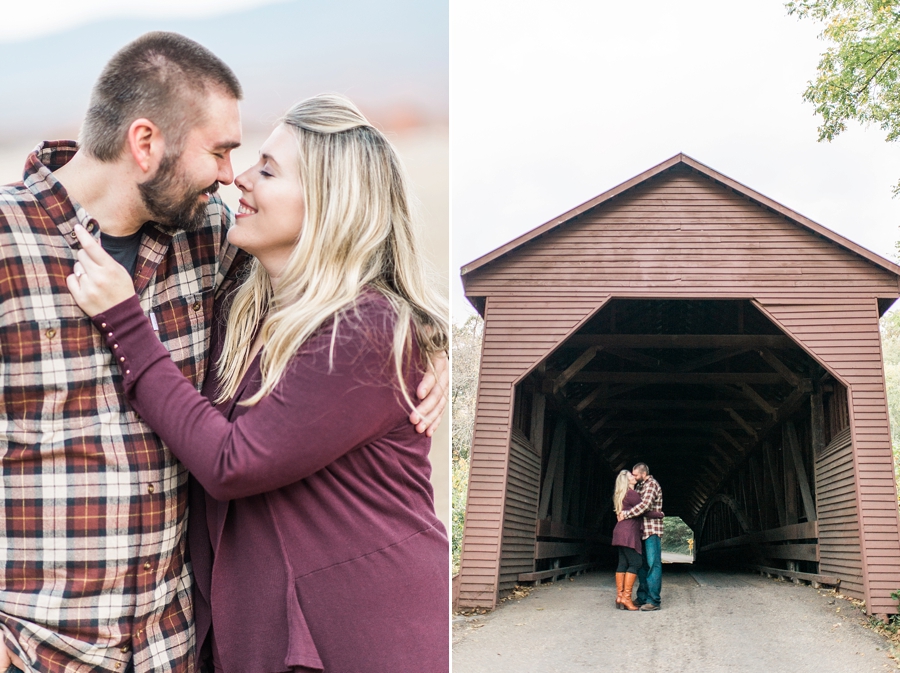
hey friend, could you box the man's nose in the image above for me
[218,158,235,186]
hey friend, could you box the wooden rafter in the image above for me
[737,382,777,416]
[587,398,759,411]
[566,334,794,349]
[572,372,787,385]
[552,346,601,392]
[725,408,758,440]
[757,348,801,387]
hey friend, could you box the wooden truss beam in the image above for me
[572,372,789,385]
[587,398,759,411]
[566,334,795,349]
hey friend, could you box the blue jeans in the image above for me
[636,534,662,606]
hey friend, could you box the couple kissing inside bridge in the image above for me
[612,463,664,611]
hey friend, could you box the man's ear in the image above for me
[126,118,165,174]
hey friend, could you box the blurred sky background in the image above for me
[451,0,900,321]
[0,0,450,526]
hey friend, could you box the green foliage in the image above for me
[881,310,900,494]
[787,0,900,193]
[661,517,695,556]
[451,315,484,574]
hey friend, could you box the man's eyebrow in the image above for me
[213,140,241,151]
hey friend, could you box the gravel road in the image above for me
[452,565,898,673]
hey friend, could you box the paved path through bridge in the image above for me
[453,565,898,672]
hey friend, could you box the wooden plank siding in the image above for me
[497,430,542,592]
[815,428,864,600]
[457,295,609,608]
[760,302,900,613]
[458,162,900,612]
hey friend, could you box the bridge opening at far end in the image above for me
[661,517,694,564]
[502,298,858,596]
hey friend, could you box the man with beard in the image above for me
[618,462,664,611]
[0,33,446,673]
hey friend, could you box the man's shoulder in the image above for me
[0,181,34,208]
[0,182,43,236]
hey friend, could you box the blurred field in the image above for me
[0,125,450,530]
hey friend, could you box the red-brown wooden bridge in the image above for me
[455,154,900,617]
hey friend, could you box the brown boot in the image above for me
[615,572,626,609]
[621,573,639,611]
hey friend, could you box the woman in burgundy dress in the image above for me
[611,469,663,611]
[67,94,449,672]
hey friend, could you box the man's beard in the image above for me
[139,152,219,235]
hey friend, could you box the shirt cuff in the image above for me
[91,295,171,392]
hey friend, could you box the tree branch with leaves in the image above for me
[788,0,900,193]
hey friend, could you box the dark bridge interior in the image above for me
[505,299,853,591]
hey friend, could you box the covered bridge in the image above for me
[456,154,900,617]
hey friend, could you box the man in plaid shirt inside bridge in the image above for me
[0,32,446,673]
[618,462,664,611]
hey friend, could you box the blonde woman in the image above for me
[67,95,448,672]
[611,469,663,611]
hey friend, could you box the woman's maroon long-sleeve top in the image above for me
[611,490,645,554]
[92,291,448,673]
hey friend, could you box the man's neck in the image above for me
[53,150,150,237]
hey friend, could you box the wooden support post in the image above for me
[782,428,799,525]
[784,421,817,522]
[749,454,764,530]
[764,442,786,527]
[538,420,566,520]
[561,440,579,525]
[552,429,567,522]
[810,388,826,459]
[530,391,546,457]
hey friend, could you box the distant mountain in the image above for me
[0,0,448,143]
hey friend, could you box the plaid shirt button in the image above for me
[45,328,56,338]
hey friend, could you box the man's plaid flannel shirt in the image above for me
[623,475,664,540]
[0,141,243,673]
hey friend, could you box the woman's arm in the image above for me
[90,292,411,501]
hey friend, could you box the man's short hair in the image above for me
[633,462,650,476]
[80,31,243,161]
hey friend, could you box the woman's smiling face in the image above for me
[229,124,306,280]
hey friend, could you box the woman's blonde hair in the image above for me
[216,93,448,406]
[612,470,632,515]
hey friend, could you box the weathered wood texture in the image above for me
[815,428,865,600]
[497,430,542,593]
[457,161,900,612]
[457,295,608,608]
[760,303,900,612]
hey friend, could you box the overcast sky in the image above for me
[450,0,900,321]
[0,0,289,42]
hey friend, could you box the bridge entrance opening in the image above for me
[505,298,857,595]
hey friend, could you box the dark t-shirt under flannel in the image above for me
[0,141,244,673]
